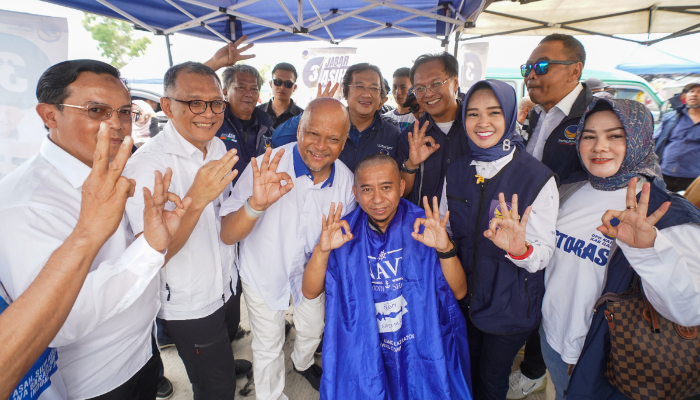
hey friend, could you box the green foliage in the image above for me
[82,13,152,69]
[258,63,272,82]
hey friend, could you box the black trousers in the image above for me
[663,174,696,193]
[463,308,534,400]
[518,327,547,379]
[163,280,242,400]
[88,337,161,400]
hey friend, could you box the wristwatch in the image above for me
[400,159,419,174]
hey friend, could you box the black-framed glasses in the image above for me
[167,97,227,114]
[272,78,295,89]
[349,84,382,95]
[59,103,140,123]
[414,78,450,99]
[520,60,576,77]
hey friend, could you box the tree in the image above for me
[82,13,152,69]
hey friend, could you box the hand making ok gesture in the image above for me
[412,196,452,253]
[405,120,439,170]
[248,148,294,211]
[598,178,670,249]
[483,193,532,257]
[318,202,353,253]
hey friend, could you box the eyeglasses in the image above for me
[349,84,382,95]
[272,78,295,89]
[167,97,227,114]
[414,78,450,99]
[520,60,576,77]
[59,103,140,123]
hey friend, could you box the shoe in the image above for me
[506,369,546,399]
[294,363,323,391]
[156,377,174,399]
[315,337,323,356]
[235,359,252,379]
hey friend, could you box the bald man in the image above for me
[302,155,472,400]
[219,98,357,399]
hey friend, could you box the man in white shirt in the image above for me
[219,98,357,400]
[124,61,252,400]
[0,59,188,400]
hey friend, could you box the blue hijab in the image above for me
[461,79,524,162]
[576,98,665,191]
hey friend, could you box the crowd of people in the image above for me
[1,32,699,400]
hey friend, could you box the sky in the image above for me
[2,0,699,96]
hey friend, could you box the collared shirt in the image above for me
[219,107,274,187]
[340,111,400,171]
[220,142,357,310]
[124,122,237,321]
[659,108,700,178]
[258,98,304,129]
[0,137,164,399]
[526,83,583,161]
[293,143,335,188]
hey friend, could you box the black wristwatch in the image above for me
[400,159,419,174]
[437,238,458,259]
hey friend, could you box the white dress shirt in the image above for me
[0,137,164,399]
[440,150,559,272]
[124,122,237,321]
[220,142,357,311]
[526,83,583,161]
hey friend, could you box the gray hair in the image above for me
[222,64,264,90]
[163,61,221,97]
[298,98,350,140]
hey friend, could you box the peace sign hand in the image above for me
[412,196,452,252]
[406,121,439,170]
[483,193,532,257]
[142,168,192,252]
[318,202,353,252]
[598,178,670,249]
[205,35,255,71]
[317,81,340,99]
[248,148,294,211]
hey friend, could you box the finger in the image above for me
[440,210,450,228]
[222,169,239,187]
[250,156,260,177]
[153,169,164,202]
[127,178,136,198]
[407,130,414,147]
[215,149,238,175]
[637,182,650,218]
[432,196,440,221]
[414,217,426,233]
[277,172,294,195]
[92,122,112,173]
[520,206,533,227]
[646,201,671,226]
[334,202,343,222]
[322,213,328,231]
[328,202,336,223]
[422,196,433,219]
[216,155,239,184]
[268,148,285,173]
[511,193,519,220]
[340,220,352,240]
[626,177,638,210]
[162,167,173,194]
[232,35,247,49]
[424,136,436,147]
[498,192,511,220]
[172,197,192,218]
[489,215,503,232]
[107,135,133,182]
[116,176,135,199]
[166,192,184,209]
[260,147,272,173]
[420,120,430,135]
[600,209,623,237]
[317,83,323,98]
[328,82,340,97]
[236,42,254,54]
[142,187,155,213]
[427,143,441,155]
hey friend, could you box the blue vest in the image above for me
[565,178,700,400]
[446,149,555,334]
[340,111,400,172]
[217,107,273,186]
[321,199,472,400]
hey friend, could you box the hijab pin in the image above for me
[475,175,485,184]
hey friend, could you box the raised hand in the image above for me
[317,81,340,99]
[248,148,294,211]
[318,202,353,252]
[205,35,255,71]
[483,193,532,257]
[598,178,670,249]
[406,121,439,170]
[187,149,239,210]
[75,123,136,245]
[412,196,452,252]
[142,168,192,252]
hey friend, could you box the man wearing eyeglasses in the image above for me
[123,61,253,400]
[257,62,304,129]
[397,52,470,206]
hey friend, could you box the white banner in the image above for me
[459,42,489,92]
[299,47,357,104]
[0,10,68,179]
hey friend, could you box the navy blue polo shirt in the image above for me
[660,108,700,179]
[218,107,274,186]
[396,102,471,206]
[339,111,400,172]
[293,144,335,188]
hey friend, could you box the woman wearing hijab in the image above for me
[540,98,700,400]
[439,79,559,400]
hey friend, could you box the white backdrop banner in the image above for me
[299,47,357,104]
[0,10,68,179]
[459,42,489,92]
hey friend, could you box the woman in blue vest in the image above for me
[540,98,700,400]
[440,79,559,400]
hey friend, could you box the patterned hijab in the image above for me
[461,79,524,162]
[576,98,664,191]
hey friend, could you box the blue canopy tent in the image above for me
[616,45,700,75]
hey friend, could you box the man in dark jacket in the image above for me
[257,62,303,129]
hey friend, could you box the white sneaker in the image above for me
[506,369,546,399]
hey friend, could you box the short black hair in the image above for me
[539,34,586,68]
[342,63,386,99]
[409,52,459,85]
[222,64,263,90]
[164,61,221,96]
[36,59,123,110]
[271,62,298,82]
[354,154,399,183]
[393,67,410,78]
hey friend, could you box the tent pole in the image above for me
[453,30,461,58]
[165,35,173,67]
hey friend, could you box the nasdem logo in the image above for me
[564,125,578,139]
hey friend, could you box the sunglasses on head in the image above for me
[272,78,295,89]
[520,60,576,77]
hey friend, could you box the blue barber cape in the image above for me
[321,198,472,400]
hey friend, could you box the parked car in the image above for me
[130,87,168,131]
